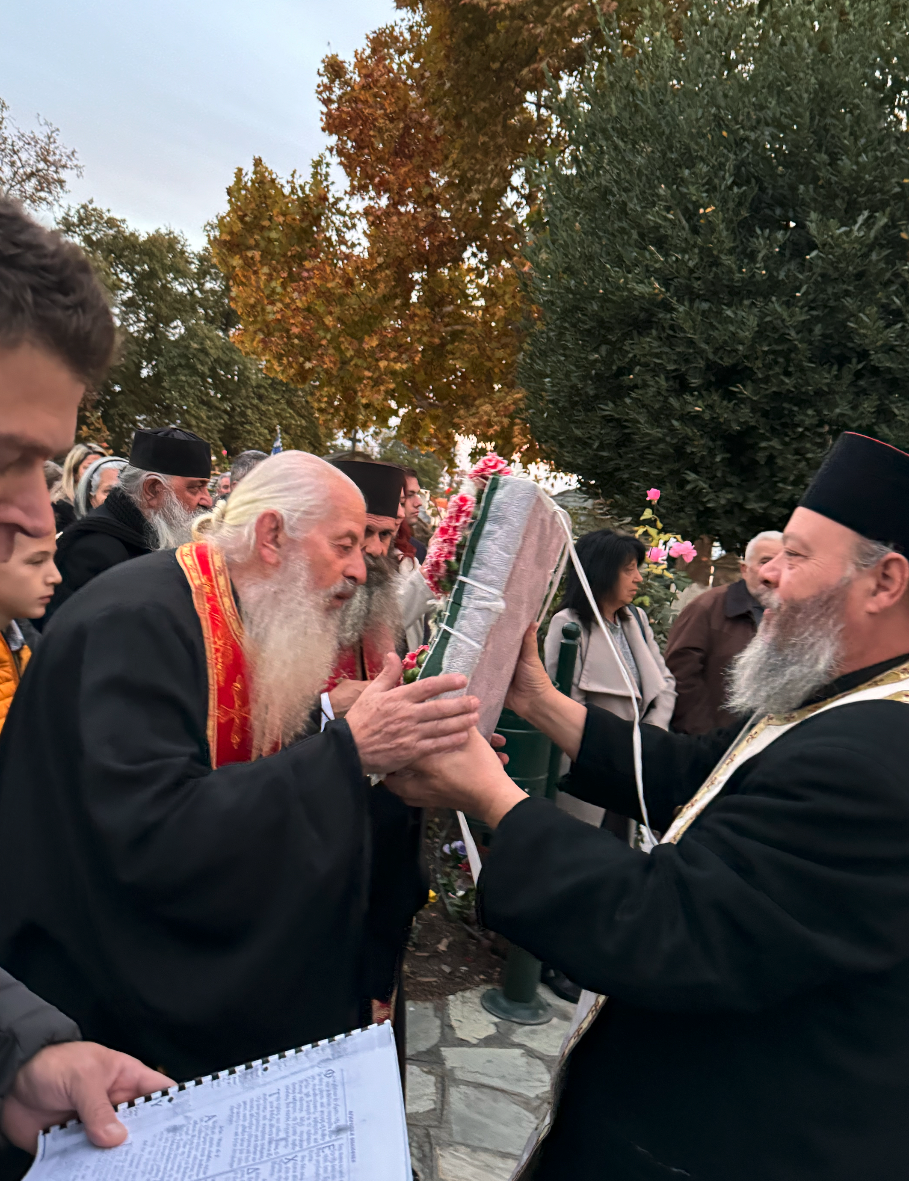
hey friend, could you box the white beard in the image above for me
[237,554,344,758]
[337,551,403,652]
[148,489,201,550]
[726,579,850,718]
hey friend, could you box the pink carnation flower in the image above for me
[402,645,429,671]
[421,492,477,595]
[646,545,668,563]
[668,540,698,564]
[449,493,475,519]
[469,453,513,481]
[646,488,661,502]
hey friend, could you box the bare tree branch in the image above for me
[0,97,82,211]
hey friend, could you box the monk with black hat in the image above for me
[325,455,406,693]
[46,425,213,622]
[387,431,909,1181]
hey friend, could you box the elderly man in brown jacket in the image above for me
[665,531,782,734]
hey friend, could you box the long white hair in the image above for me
[192,451,363,756]
[192,450,357,555]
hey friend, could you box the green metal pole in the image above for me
[481,624,583,1025]
[481,708,553,1024]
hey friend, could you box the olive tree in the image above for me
[520,0,909,549]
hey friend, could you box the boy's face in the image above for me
[0,531,61,621]
[403,476,422,525]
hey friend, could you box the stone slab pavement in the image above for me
[404,985,576,1181]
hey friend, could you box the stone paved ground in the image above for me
[405,985,576,1181]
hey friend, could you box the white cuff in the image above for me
[320,691,335,732]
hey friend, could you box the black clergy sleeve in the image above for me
[478,700,909,1013]
[564,704,741,831]
[77,597,363,929]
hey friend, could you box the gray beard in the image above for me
[148,490,200,550]
[337,551,403,652]
[237,555,343,758]
[726,579,850,718]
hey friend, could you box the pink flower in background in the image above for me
[645,488,661,502]
[669,540,698,564]
[646,545,668,563]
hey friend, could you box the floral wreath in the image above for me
[421,454,512,598]
[404,453,513,682]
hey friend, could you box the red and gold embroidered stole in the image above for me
[175,541,253,768]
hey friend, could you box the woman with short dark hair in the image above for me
[546,529,675,729]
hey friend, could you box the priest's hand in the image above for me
[504,623,556,719]
[0,1041,174,1154]
[345,653,480,775]
[505,625,587,762]
[386,728,526,828]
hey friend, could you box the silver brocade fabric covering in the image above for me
[438,478,568,737]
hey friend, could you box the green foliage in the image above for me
[552,487,631,537]
[520,0,909,550]
[376,433,447,494]
[635,569,681,648]
[545,488,690,645]
[59,202,325,457]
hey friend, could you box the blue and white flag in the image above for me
[271,426,283,455]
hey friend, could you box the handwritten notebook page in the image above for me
[26,1021,409,1180]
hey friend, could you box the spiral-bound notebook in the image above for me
[26,1021,409,1180]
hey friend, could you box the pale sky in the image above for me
[1,0,397,245]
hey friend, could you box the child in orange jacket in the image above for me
[0,531,60,732]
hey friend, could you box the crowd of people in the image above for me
[2,195,909,1181]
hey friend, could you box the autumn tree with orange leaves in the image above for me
[212,2,684,461]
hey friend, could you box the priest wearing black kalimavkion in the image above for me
[320,456,427,1050]
[45,426,214,624]
[324,454,408,693]
[0,450,479,1083]
[388,431,909,1181]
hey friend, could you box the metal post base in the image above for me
[481,987,553,1025]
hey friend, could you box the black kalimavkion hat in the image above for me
[800,432,909,553]
[329,458,405,519]
[129,427,211,478]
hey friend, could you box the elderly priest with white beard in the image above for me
[0,451,479,1083]
[45,426,214,624]
[388,432,909,1181]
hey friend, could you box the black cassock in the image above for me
[479,658,909,1181]
[0,551,371,1081]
